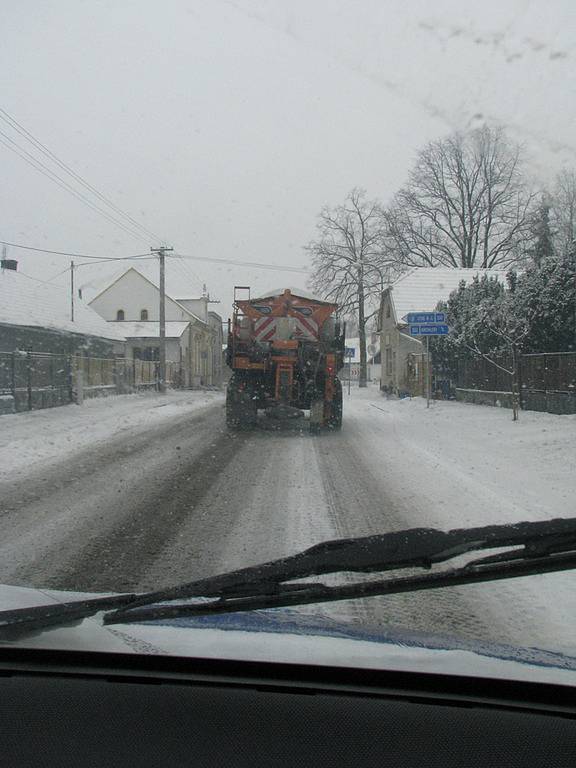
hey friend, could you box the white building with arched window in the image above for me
[84,267,222,387]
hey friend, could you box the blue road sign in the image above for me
[405,311,446,324]
[409,324,450,336]
[345,347,355,357]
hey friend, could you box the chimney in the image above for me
[1,259,18,271]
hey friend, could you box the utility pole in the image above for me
[70,260,75,322]
[151,246,173,393]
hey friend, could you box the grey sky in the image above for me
[1,0,574,316]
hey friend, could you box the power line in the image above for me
[45,255,159,283]
[175,252,309,273]
[46,265,74,282]
[172,254,205,292]
[10,269,64,287]
[0,132,153,245]
[2,237,309,285]
[0,130,153,245]
[0,106,165,245]
[73,255,158,266]
[0,239,152,262]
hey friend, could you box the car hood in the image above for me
[2,583,576,687]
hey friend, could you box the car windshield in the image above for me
[0,1,575,672]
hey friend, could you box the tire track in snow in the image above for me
[35,425,249,593]
[0,405,235,591]
[0,405,220,515]
[313,416,502,644]
[141,421,337,592]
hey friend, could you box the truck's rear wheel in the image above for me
[226,376,257,430]
[327,379,343,430]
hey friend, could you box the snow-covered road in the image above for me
[1,386,575,654]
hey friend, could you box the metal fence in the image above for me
[520,352,576,415]
[521,352,576,392]
[454,355,513,393]
[428,351,576,415]
[0,351,184,414]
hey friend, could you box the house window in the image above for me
[145,347,159,362]
[135,346,159,361]
[386,348,393,376]
[386,303,391,318]
[116,309,125,321]
[140,309,149,321]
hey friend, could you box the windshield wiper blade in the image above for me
[2,517,576,637]
[104,516,576,625]
[106,548,576,624]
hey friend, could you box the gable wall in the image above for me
[89,270,191,323]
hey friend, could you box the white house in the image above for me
[85,267,223,387]
[379,267,507,394]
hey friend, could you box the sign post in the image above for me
[404,312,450,408]
[345,347,354,395]
[425,336,429,409]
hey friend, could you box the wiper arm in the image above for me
[105,516,576,625]
[0,593,136,641]
[2,517,576,638]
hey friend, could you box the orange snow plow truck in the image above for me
[226,287,345,432]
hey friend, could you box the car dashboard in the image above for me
[1,647,576,766]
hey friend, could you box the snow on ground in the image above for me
[341,385,576,653]
[2,382,576,654]
[345,384,576,529]
[0,390,224,484]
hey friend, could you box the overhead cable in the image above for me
[0,133,153,245]
[0,106,165,245]
[175,252,309,273]
[0,239,153,262]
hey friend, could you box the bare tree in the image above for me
[305,188,393,387]
[551,168,576,256]
[385,126,536,270]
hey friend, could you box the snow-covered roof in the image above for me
[0,269,126,342]
[388,268,508,324]
[116,321,189,339]
[252,286,328,302]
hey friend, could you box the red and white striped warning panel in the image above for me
[254,316,276,341]
[292,316,318,340]
[254,316,318,341]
